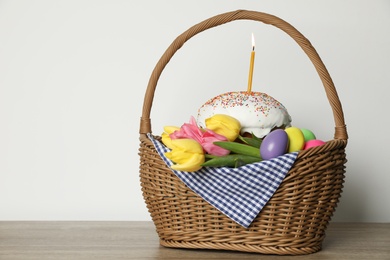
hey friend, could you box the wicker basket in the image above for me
[139,10,348,255]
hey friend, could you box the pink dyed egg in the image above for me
[303,139,326,150]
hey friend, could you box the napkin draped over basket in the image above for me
[139,10,348,255]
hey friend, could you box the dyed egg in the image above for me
[285,127,305,153]
[303,139,326,150]
[301,128,316,142]
[260,129,289,160]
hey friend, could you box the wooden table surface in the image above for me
[0,221,389,260]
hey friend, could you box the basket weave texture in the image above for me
[139,10,348,255]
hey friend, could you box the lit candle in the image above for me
[247,33,255,93]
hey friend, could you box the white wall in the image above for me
[1,0,389,222]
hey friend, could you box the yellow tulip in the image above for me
[161,126,180,149]
[165,139,205,172]
[205,114,241,141]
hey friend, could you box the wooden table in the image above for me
[0,222,389,259]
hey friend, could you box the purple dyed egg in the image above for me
[260,129,289,160]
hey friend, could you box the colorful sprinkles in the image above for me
[197,91,287,118]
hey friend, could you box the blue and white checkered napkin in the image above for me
[148,134,298,228]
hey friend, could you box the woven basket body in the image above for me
[139,10,348,255]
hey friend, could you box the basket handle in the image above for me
[140,10,348,141]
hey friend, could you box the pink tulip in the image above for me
[170,116,230,156]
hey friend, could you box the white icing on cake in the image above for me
[197,91,292,138]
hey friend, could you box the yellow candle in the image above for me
[247,33,255,93]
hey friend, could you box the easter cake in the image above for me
[197,91,292,138]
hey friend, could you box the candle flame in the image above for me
[251,33,255,51]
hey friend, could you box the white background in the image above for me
[1,0,389,222]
